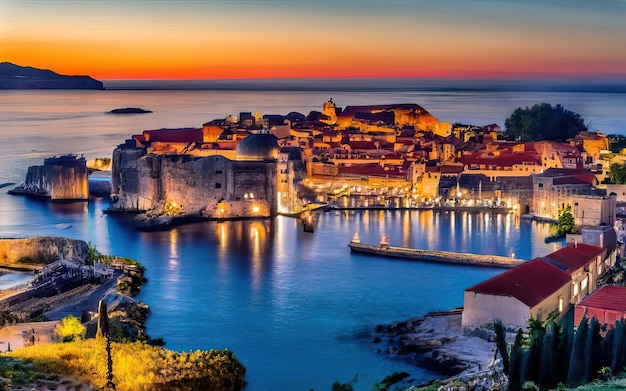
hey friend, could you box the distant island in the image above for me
[108,107,152,114]
[0,62,104,90]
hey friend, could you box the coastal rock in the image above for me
[88,178,112,197]
[9,155,88,201]
[88,292,151,341]
[377,311,495,380]
[415,349,468,376]
[0,237,89,268]
[0,62,104,90]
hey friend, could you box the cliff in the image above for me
[0,62,104,90]
[10,155,89,200]
[0,237,89,269]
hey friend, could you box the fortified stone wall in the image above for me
[0,237,88,268]
[111,148,149,211]
[110,148,277,218]
[159,154,233,213]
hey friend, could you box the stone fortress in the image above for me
[109,131,280,220]
[106,99,445,223]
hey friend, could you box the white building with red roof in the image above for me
[462,259,571,329]
[462,242,609,330]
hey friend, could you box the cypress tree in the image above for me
[508,329,524,391]
[494,320,510,375]
[567,314,589,386]
[600,326,614,370]
[96,299,109,340]
[557,317,573,382]
[524,327,545,384]
[538,322,559,390]
[583,316,602,383]
[611,319,626,373]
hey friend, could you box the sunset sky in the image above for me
[2,0,626,80]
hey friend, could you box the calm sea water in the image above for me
[1,84,625,390]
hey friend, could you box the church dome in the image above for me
[235,133,279,161]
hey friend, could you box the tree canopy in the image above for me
[504,103,587,141]
[610,162,626,184]
[55,315,86,342]
[556,205,575,235]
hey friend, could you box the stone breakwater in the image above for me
[0,237,89,269]
[349,242,525,268]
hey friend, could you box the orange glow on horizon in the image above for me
[6,49,625,82]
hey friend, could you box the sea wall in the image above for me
[0,237,89,269]
[110,147,276,218]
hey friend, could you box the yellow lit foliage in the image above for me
[55,315,86,342]
[6,339,246,391]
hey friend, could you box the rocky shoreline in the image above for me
[0,237,152,344]
[375,309,497,381]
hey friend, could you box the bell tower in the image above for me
[321,98,337,125]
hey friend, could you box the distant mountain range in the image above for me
[0,62,104,90]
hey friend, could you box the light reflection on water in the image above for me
[0,189,562,390]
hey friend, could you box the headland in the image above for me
[0,62,104,90]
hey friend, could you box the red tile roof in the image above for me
[144,128,203,143]
[338,164,405,178]
[465,259,570,307]
[459,151,541,167]
[542,243,604,274]
[576,286,626,312]
[348,141,378,150]
[340,104,432,118]
[552,175,597,186]
[425,165,464,174]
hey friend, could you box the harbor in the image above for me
[348,233,526,269]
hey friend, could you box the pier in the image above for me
[348,234,525,269]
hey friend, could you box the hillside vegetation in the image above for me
[2,338,246,390]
